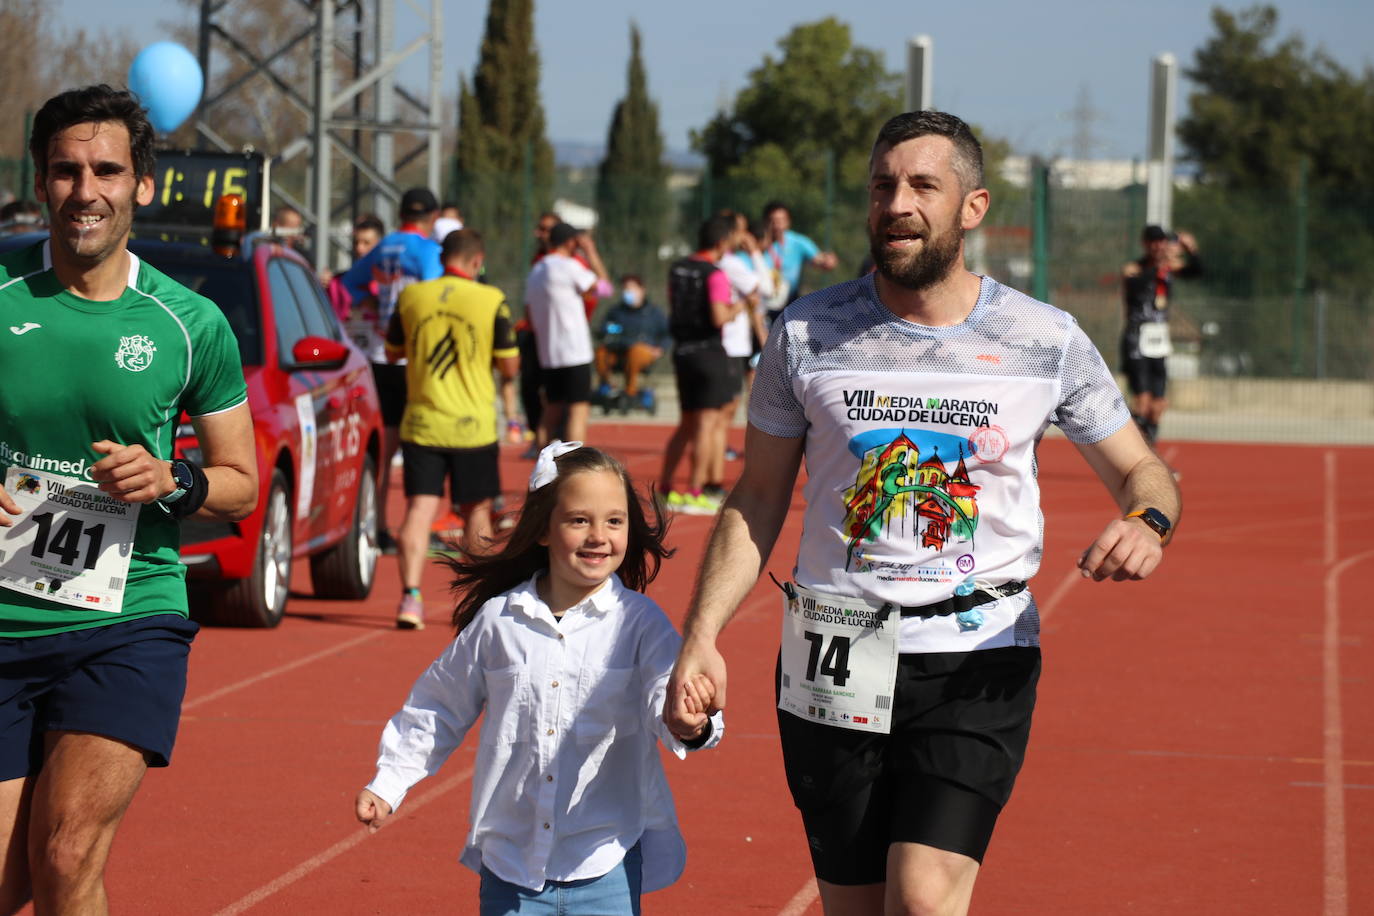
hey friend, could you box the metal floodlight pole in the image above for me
[905,35,932,112]
[193,0,444,267]
[1145,52,1176,230]
[373,0,396,217]
[426,0,443,197]
[312,0,334,276]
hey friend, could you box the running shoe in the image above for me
[663,490,690,512]
[376,529,400,556]
[396,593,425,630]
[679,492,723,516]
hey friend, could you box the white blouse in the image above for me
[366,573,723,893]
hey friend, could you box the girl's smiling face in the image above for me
[539,469,629,612]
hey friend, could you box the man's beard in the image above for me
[869,217,964,292]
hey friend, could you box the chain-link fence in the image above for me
[489,160,1373,443]
[6,147,1370,443]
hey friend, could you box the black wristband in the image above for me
[679,718,714,750]
[166,460,210,520]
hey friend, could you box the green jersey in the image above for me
[0,241,248,636]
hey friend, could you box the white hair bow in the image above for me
[529,440,583,491]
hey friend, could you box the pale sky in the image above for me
[57,0,1374,161]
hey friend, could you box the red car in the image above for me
[143,235,385,627]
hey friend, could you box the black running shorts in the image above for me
[371,361,408,427]
[541,363,593,405]
[775,646,1041,884]
[673,341,735,411]
[1121,354,1167,398]
[400,441,500,504]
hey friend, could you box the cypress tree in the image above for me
[595,23,669,281]
[454,0,554,286]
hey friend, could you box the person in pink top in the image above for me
[656,214,745,515]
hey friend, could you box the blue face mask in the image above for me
[621,289,642,307]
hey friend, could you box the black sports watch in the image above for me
[1126,507,1172,541]
[159,459,196,505]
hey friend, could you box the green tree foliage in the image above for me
[595,24,668,280]
[692,16,899,242]
[1180,4,1374,189]
[688,17,1012,276]
[454,0,554,287]
[1174,5,1374,377]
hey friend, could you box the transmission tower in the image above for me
[192,0,444,273]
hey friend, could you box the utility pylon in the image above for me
[193,0,444,274]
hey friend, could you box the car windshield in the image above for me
[137,257,262,366]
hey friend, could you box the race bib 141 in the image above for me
[0,467,139,613]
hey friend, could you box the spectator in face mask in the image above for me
[593,275,671,413]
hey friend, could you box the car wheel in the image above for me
[310,453,379,600]
[204,470,293,627]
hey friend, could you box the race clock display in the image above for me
[139,150,266,230]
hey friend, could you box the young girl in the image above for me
[355,442,722,915]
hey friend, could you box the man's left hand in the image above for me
[1077,517,1164,582]
[90,441,174,504]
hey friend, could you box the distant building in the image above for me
[1000,156,1193,192]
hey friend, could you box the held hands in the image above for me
[664,638,727,738]
[89,441,174,504]
[355,789,393,833]
[1077,517,1164,582]
[667,673,717,742]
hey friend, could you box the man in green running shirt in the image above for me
[0,85,257,913]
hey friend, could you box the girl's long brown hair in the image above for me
[448,447,673,633]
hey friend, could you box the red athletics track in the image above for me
[25,427,1370,914]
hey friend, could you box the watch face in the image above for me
[172,460,195,491]
[1141,508,1171,535]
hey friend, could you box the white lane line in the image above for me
[1036,567,1082,622]
[777,877,819,915]
[183,630,386,712]
[1322,542,1374,916]
[1322,449,1347,916]
[213,764,475,915]
[1325,451,1338,566]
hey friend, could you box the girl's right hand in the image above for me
[355,789,393,832]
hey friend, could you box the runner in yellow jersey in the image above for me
[384,229,519,628]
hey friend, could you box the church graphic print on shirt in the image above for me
[841,428,981,572]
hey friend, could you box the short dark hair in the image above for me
[30,85,156,180]
[620,273,643,286]
[441,227,484,261]
[697,212,737,251]
[762,201,788,220]
[354,214,385,236]
[871,111,985,193]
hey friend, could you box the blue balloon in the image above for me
[128,42,204,134]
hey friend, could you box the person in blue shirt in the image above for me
[760,200,838,323]
[340,187,444,552]
[593,275,671,413]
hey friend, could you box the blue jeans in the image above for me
[478,842,642,916]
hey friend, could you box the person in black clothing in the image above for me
[656,214,745,514]
[593,275,671,412]
[1120,224,1200,443]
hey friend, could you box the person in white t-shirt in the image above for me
[523,223,608,447]
[356,443,722,913]
[664,111,1181,916]
[713,212,768,486]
